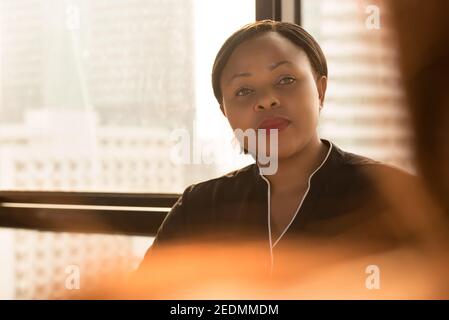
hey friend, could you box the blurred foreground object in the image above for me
[388,0,449,215]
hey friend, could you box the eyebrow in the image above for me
[227,60,293,85]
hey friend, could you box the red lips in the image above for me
[257,116,291,131]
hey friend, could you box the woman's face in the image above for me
[220,31,327,160]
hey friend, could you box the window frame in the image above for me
[0,191,178,236]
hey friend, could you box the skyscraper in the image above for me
[0,0,197,299]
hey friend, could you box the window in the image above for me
[0,0,255,299]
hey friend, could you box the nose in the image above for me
[254,90,280,111]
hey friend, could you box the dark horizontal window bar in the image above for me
[0,191,180,236]
[0,191,179,207]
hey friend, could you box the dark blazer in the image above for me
[138,139,408,273]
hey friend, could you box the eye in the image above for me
[278,76,296,85]
[235,87,253,97]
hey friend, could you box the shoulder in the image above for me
[332,142,413,179]
[322,142,416,207]
[319,142,419,240]
[154,163,257,240]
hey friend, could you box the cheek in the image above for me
[287,87,321,129]
[290,80,319,103]
[291,104,319,130]
[223,103,254,130]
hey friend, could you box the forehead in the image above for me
[221,32,310,81]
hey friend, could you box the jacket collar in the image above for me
[251,139,346,196]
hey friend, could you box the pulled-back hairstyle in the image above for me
[211,20,328,106]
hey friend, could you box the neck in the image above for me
[258,137,329,195]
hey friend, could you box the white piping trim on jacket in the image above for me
[258,140,334,272]
[259,173,274,275]
[272,141,333,248]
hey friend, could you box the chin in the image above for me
[253,133,307,160]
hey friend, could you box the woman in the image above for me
[138,20,407,274]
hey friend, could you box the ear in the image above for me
[220,104,227,117]
[316,76,327,110]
